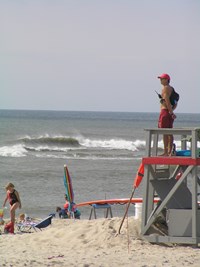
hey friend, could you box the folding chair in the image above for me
[17,215,53,232]
[33,215,53,231]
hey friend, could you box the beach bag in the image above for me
[155,88,179,107]
[170,87,179,107]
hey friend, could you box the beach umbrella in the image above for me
[63,164,74,205]
[118,162,144,234]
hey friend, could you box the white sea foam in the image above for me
[35,153,137,160]
[26,145,75,152]
[0,144,27,157]
[79,138,145,151]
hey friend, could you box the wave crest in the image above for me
[20,135,80,147]
[0,135,149,158]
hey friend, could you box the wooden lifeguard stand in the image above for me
[141,127,200,245]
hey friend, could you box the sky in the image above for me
[0,0,199,113]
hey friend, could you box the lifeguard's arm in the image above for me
[15,190,22,208]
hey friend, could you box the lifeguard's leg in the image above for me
[162,134,169,156]
[168,134,174,156]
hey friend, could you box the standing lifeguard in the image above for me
[157,73,177,156]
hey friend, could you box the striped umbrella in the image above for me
[63,165,74,204]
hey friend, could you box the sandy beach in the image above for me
[1,217,200,267]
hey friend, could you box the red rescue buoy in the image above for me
[133,162,144,188]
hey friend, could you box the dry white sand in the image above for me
[1,217,200,267]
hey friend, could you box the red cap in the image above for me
[157,73,170,80]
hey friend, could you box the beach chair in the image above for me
[17,220,38,233]
[33,215,53,231]
[17,214,53,232]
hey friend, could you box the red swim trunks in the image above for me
[158,109,174,128]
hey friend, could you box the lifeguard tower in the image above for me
[141,127,200,246]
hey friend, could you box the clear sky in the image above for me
[0,0,199,113]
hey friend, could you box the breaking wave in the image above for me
[18,135,146,152]
[20,135,80,147]
[0,134,183,158]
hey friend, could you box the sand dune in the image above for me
[1,217,200,267]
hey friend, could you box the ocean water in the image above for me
[0,110,199,219]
